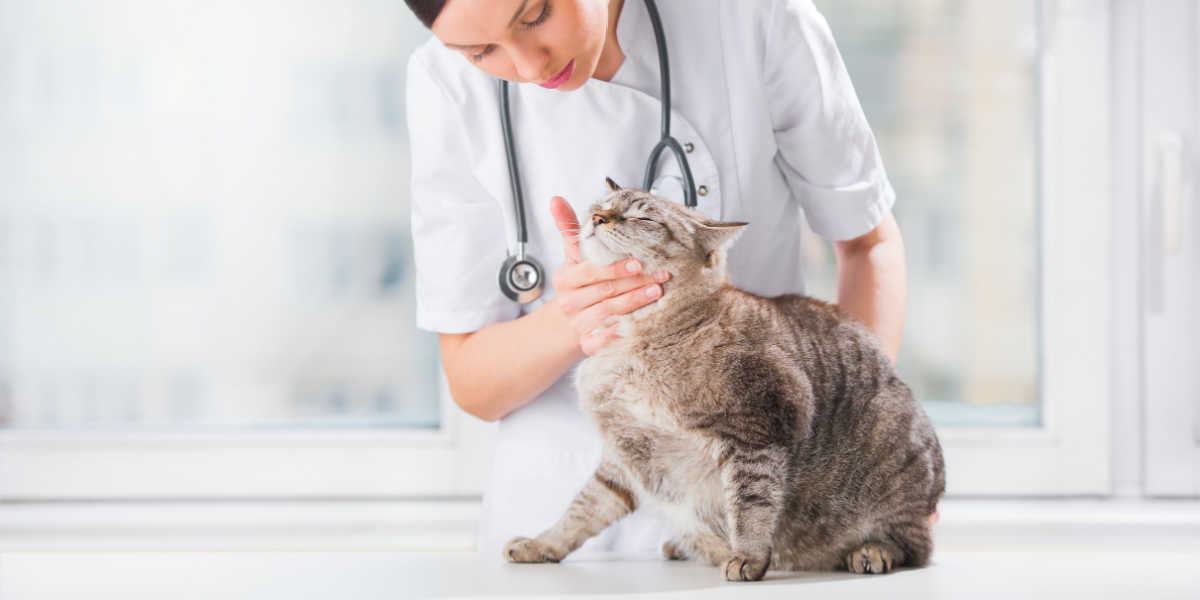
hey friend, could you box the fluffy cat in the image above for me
[503,178,945,581]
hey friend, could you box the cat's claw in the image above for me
[722,552,770,582]
[503,536,563,564]
[844,542,895,574]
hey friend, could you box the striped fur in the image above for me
[503,184,945,581]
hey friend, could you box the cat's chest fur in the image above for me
[573,339,729,536]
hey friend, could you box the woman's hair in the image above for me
[404,0,447,28]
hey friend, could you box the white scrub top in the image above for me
[404,0,895,560]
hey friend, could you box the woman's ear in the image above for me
[604,176,621,192]
[696,220,748,267]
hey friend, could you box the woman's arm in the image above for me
[437,300,582,422]
[437,197,670,422]
[832,213,908,364]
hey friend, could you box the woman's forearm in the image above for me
[439,299,585,421]
[834,215,908,363]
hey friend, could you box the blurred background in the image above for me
[0,0,1037,435]
[0,0,1197,565]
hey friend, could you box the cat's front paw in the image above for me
[503,536,564,564]
[844,542,895,574]
[722,551,770,582]
[661,539,688,561]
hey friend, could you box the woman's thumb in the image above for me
[550,196,582,263]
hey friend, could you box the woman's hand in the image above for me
[549,196,671,356]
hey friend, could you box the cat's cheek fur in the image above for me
[580,235,625,267]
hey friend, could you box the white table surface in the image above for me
[2,549,1198,600]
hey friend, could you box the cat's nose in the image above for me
[592,214,608,226]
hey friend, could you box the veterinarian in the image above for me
[402,0,928,559]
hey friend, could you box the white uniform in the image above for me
[405,0,895,560]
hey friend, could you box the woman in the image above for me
[403,0,920,559]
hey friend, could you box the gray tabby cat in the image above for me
[503,178,945,581]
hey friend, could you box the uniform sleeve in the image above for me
[406,52,521,333]
[762,0,896,242]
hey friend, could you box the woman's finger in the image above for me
[555,257,642,291]
[574,282,663,334]
[549,196,582,264]
[558,271,670,316]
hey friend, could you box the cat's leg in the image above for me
[885,518,934,568]
[716,444,788,582]
[661,532,734,565]
[503,460,636,564]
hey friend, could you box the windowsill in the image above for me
[2,497,1199,552]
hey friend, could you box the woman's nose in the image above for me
[508,41,550,82]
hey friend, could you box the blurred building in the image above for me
[0,0,440,430]
[0,0,1040,432]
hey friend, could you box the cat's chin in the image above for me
[579,235,628,267]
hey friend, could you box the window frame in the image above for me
[1141,0,1200,497]
[934,0,1112,496]
[0,372,494,499]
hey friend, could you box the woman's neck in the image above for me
[591,0,626,81]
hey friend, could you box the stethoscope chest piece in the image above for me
[498,252,545,304]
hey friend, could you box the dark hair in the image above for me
[404,0,447,28]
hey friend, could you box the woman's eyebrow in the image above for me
[505,0,531,26]
[442,0,532,50]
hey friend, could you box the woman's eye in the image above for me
[470,46,496,63]
[520,0,552,30]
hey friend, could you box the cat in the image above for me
[503,178,945,581]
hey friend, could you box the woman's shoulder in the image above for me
[407,35,494,108]
[655,0,823,58]
[654,0,774,31]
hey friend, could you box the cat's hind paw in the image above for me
[844,542,896,574]
[503,536,564,564]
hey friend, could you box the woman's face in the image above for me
[431,0,612,91]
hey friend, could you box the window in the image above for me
[0,0,482,499]
[810,0,1041,428]
[0,1,1134,501]
[805,0,1112,494]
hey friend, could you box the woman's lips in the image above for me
[539,59,575,89]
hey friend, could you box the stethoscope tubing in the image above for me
[497,0,694,303]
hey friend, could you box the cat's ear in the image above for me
[604,177,622,192]
[696,220,748,267]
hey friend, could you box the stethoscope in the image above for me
[497,0,697,304]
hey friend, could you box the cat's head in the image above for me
[579,177,748,287]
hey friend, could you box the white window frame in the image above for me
[0,372,494,499]
[0,1,1115,501]
[936,0,1112,496]
[1142,0,1200,497]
